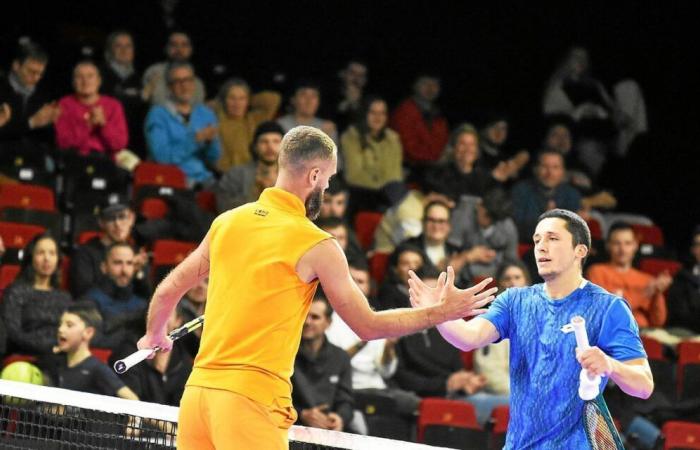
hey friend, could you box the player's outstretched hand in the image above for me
[408,266,498,321]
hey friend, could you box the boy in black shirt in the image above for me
[45,302,138,399]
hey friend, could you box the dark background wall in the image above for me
[1,1,696,256]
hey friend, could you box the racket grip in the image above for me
[114,348,156,374]
[579,369,601,400]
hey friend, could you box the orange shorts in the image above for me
[177,386,297,450]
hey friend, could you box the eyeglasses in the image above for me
[425,217,449,225]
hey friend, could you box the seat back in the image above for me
[662,420,700,450]
[354,211,383,251]
[0,183,55,212]
[639,258,682,278]
[133,162,187,193]
[677,341,700,398]
[631,224,664,247]
[417,398,480,442]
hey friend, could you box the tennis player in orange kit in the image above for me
[137,126,498,449]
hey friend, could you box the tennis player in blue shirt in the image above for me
[408,209,653,449]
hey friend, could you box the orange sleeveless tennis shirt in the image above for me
[186,187,331,406]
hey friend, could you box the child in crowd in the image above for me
[41,302,139,400]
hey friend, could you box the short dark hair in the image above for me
[495,261,532,286]
[607,221,635,241]
[13,40,48,65]
[415,264,441,280]
[481,188,512,222]
[165,61,194,84]
[312,293,333,319]
[278,126,336,172]
[103,242,135,262]
[65,301,103,331]
[347,253,369,272]
[315,216,346,232]
[536,148,564,165]
[538,209,591,256]
[292,78,321,96]
[326,175,348,196]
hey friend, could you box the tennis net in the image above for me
[0,380,454,449]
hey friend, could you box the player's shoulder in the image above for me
[583,280,630,309]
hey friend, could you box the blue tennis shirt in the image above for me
[481,281,646,449]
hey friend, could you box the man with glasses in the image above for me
[402,201,466,275]
[70,194,151,299]
[145,61,220,188]
[142,31,206,105]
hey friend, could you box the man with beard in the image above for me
[213,121,284,212]
[81,243,148,351]
[137,125,497,449]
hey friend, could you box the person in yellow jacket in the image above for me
[138,125,497,450]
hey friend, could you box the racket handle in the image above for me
[114,348,156,374]
[571,316,590,349]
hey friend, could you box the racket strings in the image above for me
[584,403,619,450]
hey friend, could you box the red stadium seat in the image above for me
[196,190,217,214]
[77,230,102,245]
[0,222,47,250]
[460,350,474,371]
[489,404,510,449]
[2,354,37,369]
[630,224,664,247]
[0,264,21,291]
[662,420,700,450]
[517,243,533,259]
[139,197,170,220]
[151,239,198,285]
[61,256,71,292]
[0,183,56,212]
[354,211,383,251]
[369,252,390,287]
[152,239,198,267]
[133,162,187,193]
[640,335,665,361]
[586,218,603,241]
[677,341,700,399]
[417,398,485,447]
[639,258,682,278]
[90,347,113,364]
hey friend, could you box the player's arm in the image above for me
[301,240,497,340]
[577,353,654,399]
[407,268,500,351]
[116,386,139,400]
[139,232,211,352]
[577,297,654,399]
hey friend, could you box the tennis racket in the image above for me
[114,315,204,374]
[571,316,625,450]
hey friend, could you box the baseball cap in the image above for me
[96,192,131,220]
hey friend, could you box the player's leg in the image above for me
[177,386,215,450]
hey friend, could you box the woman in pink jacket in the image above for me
[55,60,128,158]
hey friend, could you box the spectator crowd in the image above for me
[0,32,698,448]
